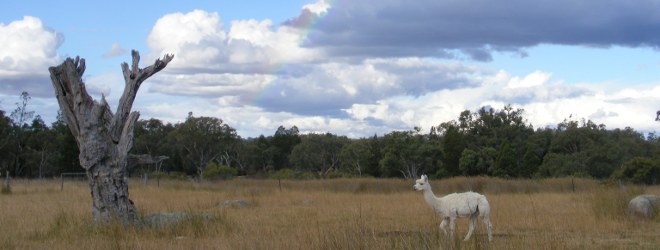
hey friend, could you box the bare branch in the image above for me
[48,57,94,138]
[111,51,174,143]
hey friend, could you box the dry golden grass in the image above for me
[0,177,658,249]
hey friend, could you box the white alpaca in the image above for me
[413,175,493,241]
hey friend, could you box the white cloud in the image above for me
[0,16,62,77]
[146,10,322,73]
[142,8,660,137]
[0,16,63,97]
[303,0,331,15]
[339,69,660,137]
[147,10,228,70]
[150,73,276,97]
[102,43,128,58]
[507,70,551,88]
[137,8,660,137]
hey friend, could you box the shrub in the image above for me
[1,185,10,194]
[268,168,298,180]
[611,157,660,185]
[151,171,188,180]
[203,163,238,180]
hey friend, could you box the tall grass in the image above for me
[0,177,658,249]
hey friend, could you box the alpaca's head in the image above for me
[413,175,430,191]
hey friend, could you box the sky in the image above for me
[1,0,660,138]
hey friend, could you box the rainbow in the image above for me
[250,0,336,108]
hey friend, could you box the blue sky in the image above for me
[1,0,660,138]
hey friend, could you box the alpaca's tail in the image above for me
[477,195,491,217]
[472,203,480,217]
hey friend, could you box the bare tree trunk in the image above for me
[49,50,173,224]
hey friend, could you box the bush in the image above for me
[326,171,353,179]
[611,157,660,185]
[203,163,238,180]
[268,168,298,180]
[1,185,10,194]
[1,178,10,194]
[151,171,188,180]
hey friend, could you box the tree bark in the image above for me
[49,50,173,224]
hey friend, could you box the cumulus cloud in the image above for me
[102,43,128,58]
[135,5,660,137]
[342,71,660,136]
[298,0,660,60]
[146,9,323,74]
[0,16,63,97]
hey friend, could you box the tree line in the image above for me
[1,94,659,184]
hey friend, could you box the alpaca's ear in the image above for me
[422,175,427,181]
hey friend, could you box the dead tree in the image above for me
[49,50,173,224]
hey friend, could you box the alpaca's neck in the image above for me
[423,187,439,208]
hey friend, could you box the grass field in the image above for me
[0,177,658,249]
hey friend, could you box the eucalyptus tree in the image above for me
[339,138,373,177]
[380,128,441,179]
[242,135,276,173]
[290,133,348,177]
[132,118,174,174]
[437,121,465,177]
[24,116,55,178]
[170,115,238,179]
[51,111,81,174]
[0,110,12,191]
[271,126,301,170]
[9,91,34,177]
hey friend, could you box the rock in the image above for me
[142,212,213,228]
[627,195,660,218]
[302,199,315,206]
[221,200,250,209]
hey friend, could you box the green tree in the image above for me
[243,135,276,173]
[51,111,81,174]
[339,138,374,177]
[132,118,174,174]
[459,149,479,176]
[24,116,56,178]
[493,142,518,177]
[271,126,301,170]
[459,147,497,176]
[9,91,34,177]
[380,128,440,179]
[366,134,383,177]
[538,117,626,178]
[0,110,14,179]
[611,157,660,185]
[290,133,348,177]
[438,122,465,176]
[170,116,238,179]
[520,144,542,178]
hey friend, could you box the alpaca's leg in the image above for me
[483,215,493,241]
[439,217,449,236]
[449,217,456,240]
[464,213,478,241]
